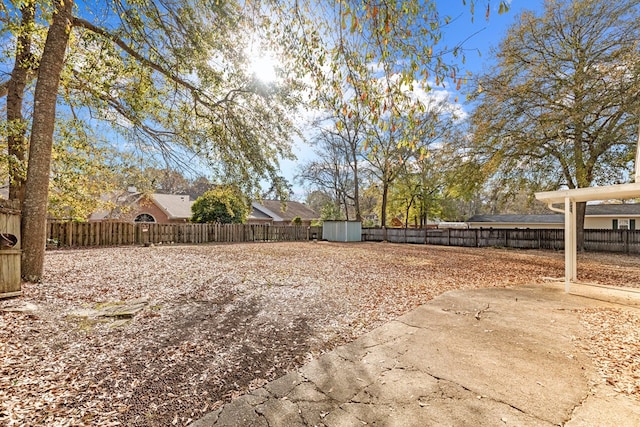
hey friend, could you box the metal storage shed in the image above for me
[322,221,362,242]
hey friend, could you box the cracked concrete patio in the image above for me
[190,284,640,426]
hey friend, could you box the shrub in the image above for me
[191,186,250,224]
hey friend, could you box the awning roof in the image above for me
[535,182,640,204]
[535,182,640,293]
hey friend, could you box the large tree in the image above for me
[468,0,640,248]
[362,83,458,228]
[297,127,359,220]
[387,147,456,227]
[3,0,302,281]
[21,0,74,281]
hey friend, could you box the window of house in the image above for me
[134,213,156,223]
[612,219,635,230]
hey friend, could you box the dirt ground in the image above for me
[1,242,639,426]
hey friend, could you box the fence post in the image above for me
[65,222,72,247]
[625,229,629,254]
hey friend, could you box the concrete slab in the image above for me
[190,284,640,427]
[396,288,594,425]
[568,282,640,309]
[567,385,640,427]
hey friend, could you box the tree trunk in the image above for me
[404,205,409,228]
[342,193,349,221]
[352,153,362,222]
[576,201,586,252]
[6,2,35,203]
[380,181,389,228]
[21,0,73,282]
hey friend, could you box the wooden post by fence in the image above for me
[0,200,21,299]
[624,229,629,254]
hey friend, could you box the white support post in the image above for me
[564,197,576,293]
[570,200,577,282]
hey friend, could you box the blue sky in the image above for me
[438,0,544,79]
[284,0,546,200]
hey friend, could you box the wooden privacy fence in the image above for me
[44,222,640,254]
[362,227,640,254]
[47,222,321,248]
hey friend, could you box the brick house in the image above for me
[89,189,192,224]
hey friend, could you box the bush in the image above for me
[191,186,250,224]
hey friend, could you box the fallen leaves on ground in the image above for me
[1,242,638,426]
[578,308,640,397]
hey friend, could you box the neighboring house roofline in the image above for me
[582,203,640,216]
[585,214,640,217]
[89,191,192,222]
[151,193,192,220]
[248,200,319,223]
[467,214,564,224]
[467,204,640,224]
[251,201,284,222]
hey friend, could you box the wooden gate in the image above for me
[0,199,21,299]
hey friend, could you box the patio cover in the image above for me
[535,182,640,292]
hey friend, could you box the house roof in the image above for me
[467,214,564,224]
[582,203,640,216]
[249,206,272,220]
[88,193,131,221]
[151,193,192,219]
[467,204,640,224]
[89,191,192,221]
[249,200,319,222]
